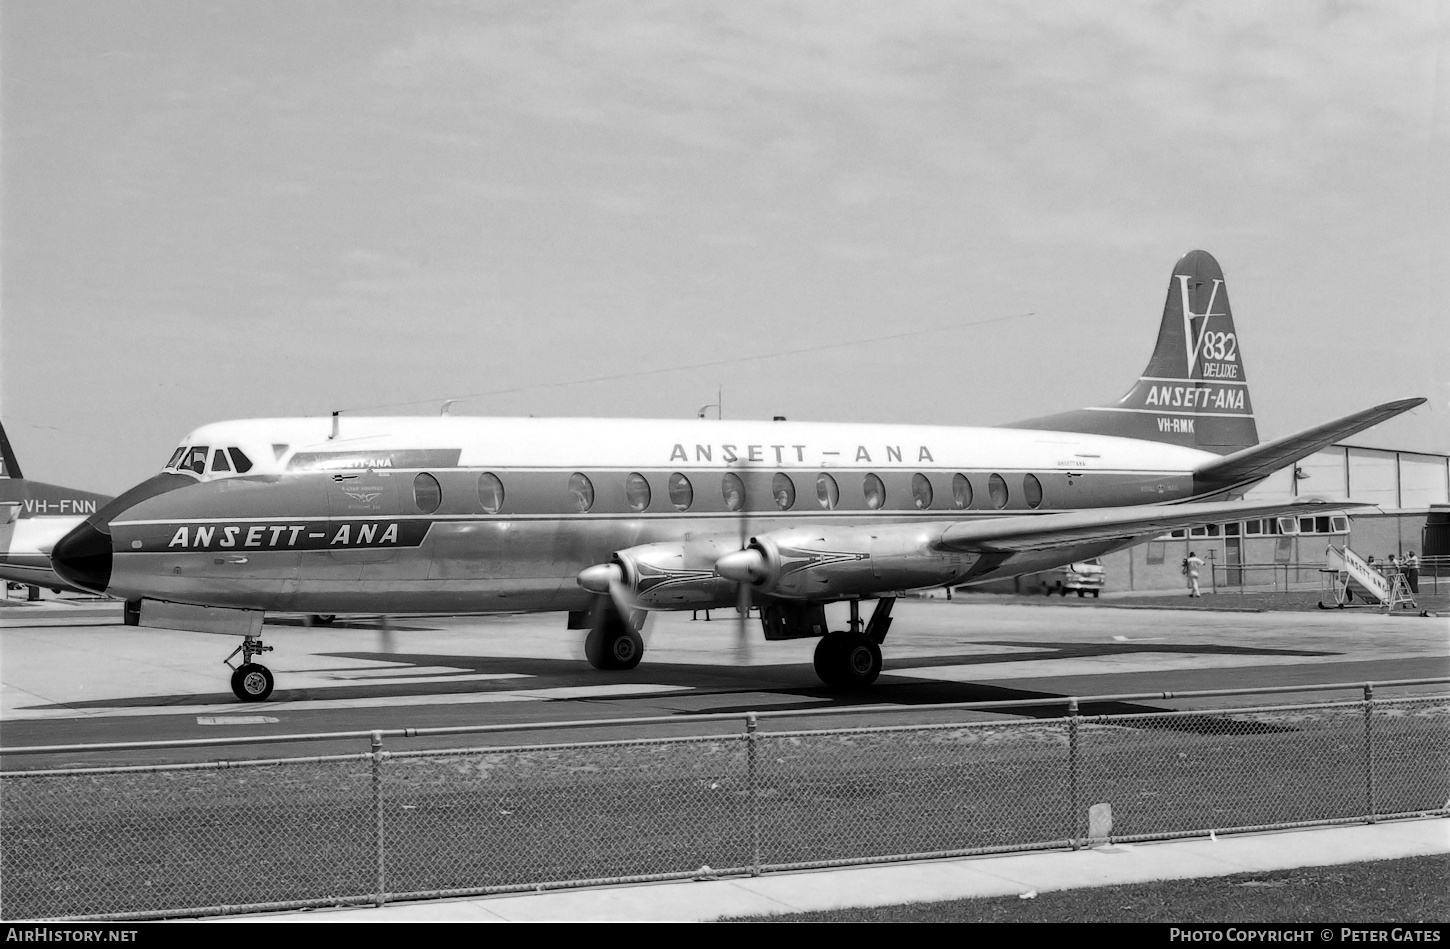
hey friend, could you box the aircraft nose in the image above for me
[51,471,199,595]
[51,519,113,593]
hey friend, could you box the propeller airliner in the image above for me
[51,251,1423,701]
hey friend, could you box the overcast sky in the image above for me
[2,0,1446,496]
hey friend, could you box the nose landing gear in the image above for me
[225,635,275,702]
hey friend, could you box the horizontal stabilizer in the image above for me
[1192,398,1425,496]
[937,497,1363,554]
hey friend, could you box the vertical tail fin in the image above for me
[0,423,22,479]
[1008,250,1258,454]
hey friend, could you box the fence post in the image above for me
[1362,684,1377,824]
[1067,697,1081,849]
[747,712,760,876]
[372,730,387,906]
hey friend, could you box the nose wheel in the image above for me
[225,635,275,702]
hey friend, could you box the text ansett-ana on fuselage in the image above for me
[51,251,1424,701]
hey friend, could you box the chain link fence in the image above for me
[3,689,1447,920]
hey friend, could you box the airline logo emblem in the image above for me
[1177,275,1238,379]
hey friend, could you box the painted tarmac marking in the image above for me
[197,715,280,725]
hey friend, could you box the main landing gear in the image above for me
[812,597,894,689]
[225,635,275,702]
[584,598,644,671]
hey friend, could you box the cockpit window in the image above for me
[212,449,232,472]
[166,448,186,469]
[185,446,209,474]
[228,448,254,473]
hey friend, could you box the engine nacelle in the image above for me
[581,539,742,610]
[716,525,978,600]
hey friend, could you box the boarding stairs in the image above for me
[1320,545,1417,612]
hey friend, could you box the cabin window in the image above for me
[863,473,885,510]
[228,448,254,473]
[721,473,745,512]
[772,473,796,510]
[1023,473,1043,509]
[478,473,504,513]
[668,473,693,512]
[569,473,595,513]
[987,473,1008,509]
[212,449,232,473]
[186,446,209,474]
[952,473,973,509]
[625,473,651,512]
[816,473,839,510]
[166,448,186,469]
[911,473,933,509]
[413,473,442,514]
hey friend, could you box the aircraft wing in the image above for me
[937,497,1362,554]
[1191,398,1425,496]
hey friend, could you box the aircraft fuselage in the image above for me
[90,416,1206,613]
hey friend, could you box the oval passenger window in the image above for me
[988,473,1009,509]
[625,472,651,512]
[414,472,442,514]
[478,473,504,513]
[952,473,973,509]
[863,473,885,510]
[568,472,595,513]
[668,472,693,512]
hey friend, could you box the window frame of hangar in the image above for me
[569,472,595,514]
[1162,516,1348,540]
[413,472,443,515]
[816,472,840,510]
[668,472,693,512]
[722,472,745,512]
[987,473,1009,509]
[911,473,933,510]
[478,472,505,514]
[951,473,974,509]
[625,472,652,513]
[772,472,796,510]
[862,473,886,510]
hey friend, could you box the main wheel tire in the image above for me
[838,633,882,688]
[1058,586,1068,596]
[123,600,141,626]
[607,628,644,670]
[311,614,336,625]
[231,663,274,702]
[814,632,881,689]
[1091,590,1100,598]
[585,622,644,670]
[1076,589,1085,598]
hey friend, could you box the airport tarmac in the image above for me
[2,592,1446,765]
[2,592,1446,921]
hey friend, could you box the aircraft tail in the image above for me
[1009,250,1258,455]
[0,423,22,479]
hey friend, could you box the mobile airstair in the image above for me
[1320,544,1418,612]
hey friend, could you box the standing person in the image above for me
[1404,551,1420,594]
[1183,551,1205,597]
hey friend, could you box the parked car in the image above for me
[1042,559,1105,597]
